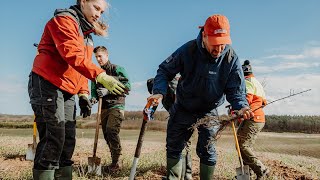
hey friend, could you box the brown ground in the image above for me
[1,130,319,179]
[132,159,316,180]
[0,155,316,180]
[263,159,315,180]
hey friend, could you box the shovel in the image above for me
[88,98,102,176]
[26,120,37,161]
[129,99,158,180]
[231,120,250,180]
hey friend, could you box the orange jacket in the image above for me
[32,8,104,95]
[245,74,267,122]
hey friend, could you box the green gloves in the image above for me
[96,72,126,95]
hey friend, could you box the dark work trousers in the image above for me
[101,108,124,163]
[166,104,220,166]
[28,72,76,170]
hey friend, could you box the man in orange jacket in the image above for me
[27,0,126,179]
[237,60,270,180]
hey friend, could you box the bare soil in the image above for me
[1,130,319,179]
[0,154,317,179]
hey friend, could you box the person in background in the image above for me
[238,60,270,180]
[148,14,254,180]
[90,46,131,172]
[28,0,126,179]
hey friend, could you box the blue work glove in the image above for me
[96,87,109,97]
[78,94,92,118]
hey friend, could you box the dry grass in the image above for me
[79,119,167,132]
[0,129,319,179]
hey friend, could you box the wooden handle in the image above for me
[33,115,37,144]
[134,99,157,158]
[231,121,244,168]
[92,98,102,157]
[134,120,147,158]
[33,122,37,136]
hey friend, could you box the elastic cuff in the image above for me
[152,90,165,96]
[78,93,88,99]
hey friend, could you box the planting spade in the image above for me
[88,98,102,176]
[26,121,37,161]
[232,120,250,180]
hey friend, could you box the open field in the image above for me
[0,127,319,179]
[1,113,320,134]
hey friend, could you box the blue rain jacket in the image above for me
[153,30,248,112]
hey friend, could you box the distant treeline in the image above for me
[0,113,319,133]
[264,115,320,133]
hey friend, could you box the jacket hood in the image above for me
[54,5,94,35]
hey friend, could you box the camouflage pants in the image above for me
[237,119,266,177]
[101,108,124,163]
[28,72,76,170]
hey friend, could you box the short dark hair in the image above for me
[93,46,108,53]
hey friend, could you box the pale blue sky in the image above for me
[0,0,319,115]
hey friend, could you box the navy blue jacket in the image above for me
[153,30,248,113]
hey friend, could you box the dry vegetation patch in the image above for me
[0,129,319,179]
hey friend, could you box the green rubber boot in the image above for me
[181,155,186,180]
[180,155,187,180]
[33,169,54,180]
[200,163,215,180]
[54,166,72,180]
[180,152,193,180]
[167,158,182,180]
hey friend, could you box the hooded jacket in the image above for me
[32,5,104,95]
[153,30,248,113]
[245,74,267,122]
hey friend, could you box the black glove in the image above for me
[79,95,92,118]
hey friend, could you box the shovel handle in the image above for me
[135,98,157,157]
[93,98,102,157]
[129,120,147,180]
[33,122,37,136]
[134,120,147,158]
[231,121,245,169]
[130,99,158,179]
[33,122,37,143]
